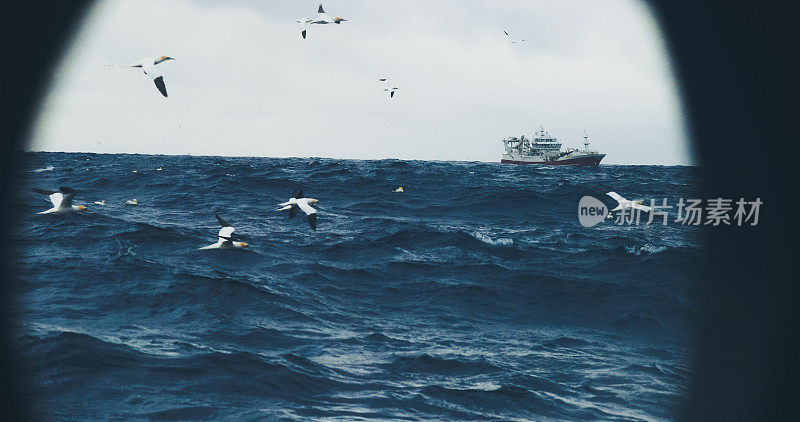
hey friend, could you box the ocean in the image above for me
[10,152,701,420]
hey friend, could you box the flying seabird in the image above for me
[379,77,399,98]
[199,214,249,250]
[94,200,106,205]
[278,190,319,230]
[606,191,652,216]
[503,30,525,44]
[296,4,347,38]
[122,55,175,97]
[393,187,404,193]
[32,187,87,214]
[125,199,138,206]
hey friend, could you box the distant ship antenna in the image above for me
[583,130,590,151]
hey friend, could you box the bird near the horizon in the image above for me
[278,190,319,230]
[296,4,347,38]
[33,187,87,214]
[113,55,175,97]
[199,214,249,250]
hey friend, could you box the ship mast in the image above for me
[583,130,590,151]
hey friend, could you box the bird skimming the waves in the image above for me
[199,214,249,250]
[278,190,319,230]
[606,191,652,218]
[33,187,87,214]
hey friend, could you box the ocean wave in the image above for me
[382,354,503,375]
[13,152,701,420]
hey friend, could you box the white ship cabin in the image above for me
[530,127,562,151]
[502,127,563,154]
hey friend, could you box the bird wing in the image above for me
[33,188,62,207]
[153,76,168,97]
[295,19,309,38]
[390,90,395,98]
[315,4,330,22]
[58,187,77,207]
[296,190,304,199]
[632,203,652,213]
[297,200,317,216]
[216,213,231,227]
[289,204,299,218]
[142,60,168,97]
[218,226,235,242]
[606,191,626,203]
[307,213,317,230]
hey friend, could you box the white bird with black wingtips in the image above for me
[606,191,652,217]
[296,4,347,39]
[379,78,399,98]
[118,55,175,97]
[278,190,319,230]
[199,214,249,250]
[32,187,87,214]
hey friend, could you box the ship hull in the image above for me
[501,154,605,166]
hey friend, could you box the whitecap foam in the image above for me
[471,231,513,246]
[625,243,667,255]
[31,165,54,172]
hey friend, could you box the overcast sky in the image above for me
[29,0,692,165]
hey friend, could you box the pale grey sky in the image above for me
[29,0,692,165]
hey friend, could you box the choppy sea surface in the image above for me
[10,152,700,421]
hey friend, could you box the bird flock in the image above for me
[111,3,526,99]
[32,4,534,249]
[31,185,320,250]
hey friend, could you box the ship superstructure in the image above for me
[501,127,605,166]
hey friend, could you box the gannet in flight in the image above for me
[125,56,175,97]
[199,214,249,250]
[503,30,525,44]
[33,187,87,214]
[278,190,318,230]
[379,78,399,98]
[94,200,106,205]
[606,192,652,214]
[296,4,347,38]
[125,199,138,206]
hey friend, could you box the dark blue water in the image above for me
[10,152,700,420]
